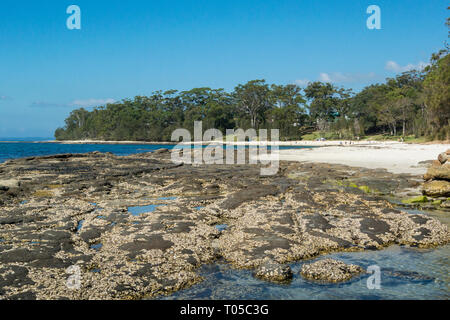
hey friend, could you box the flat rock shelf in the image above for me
[0,150,448,299]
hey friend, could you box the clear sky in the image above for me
[0,0,448,138]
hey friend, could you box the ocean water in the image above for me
[0,142,177,163]
[0,142,313,163]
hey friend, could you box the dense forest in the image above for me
[55,48,449,142]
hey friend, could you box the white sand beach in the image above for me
[274,142,450,175]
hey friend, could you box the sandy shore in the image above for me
[273,143,450,175]
[2,139,448,176]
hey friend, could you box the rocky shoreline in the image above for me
[0,149,449,299]
[422,149,450,202]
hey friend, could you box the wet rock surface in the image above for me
[0,150,448,299]
[300,258,364,283]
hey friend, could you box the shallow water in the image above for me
[160,205,450,300]
[128,204,167,216]
[90,243,103,251]
[76,220,84,233]
[160,245,449,300]
[157,197,177,201]
[215,224,228,232]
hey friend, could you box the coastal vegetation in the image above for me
[55,49,449,142]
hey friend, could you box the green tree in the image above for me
[423,50,450,139]
[234,80,272,129]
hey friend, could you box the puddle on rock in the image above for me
[157,197,177,201]
[128,204,167,216]
[90,243,103,251]
[76,220,85,233]
[215,224,228,232]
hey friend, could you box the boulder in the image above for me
[446,149,450,155]
[300,258,364,283]
[438,152,448,164]
[423,163,450,181]
[422,180,450,197]
[253,261,293,283]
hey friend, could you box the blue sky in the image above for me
[0,0,448,138]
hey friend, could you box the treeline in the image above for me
[55,49,449,142]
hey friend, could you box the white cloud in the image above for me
[318,72,377,84]
[70,98,115,107]
[318,73,332,82]
[294,79,310,86]
[385,60,429,73]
